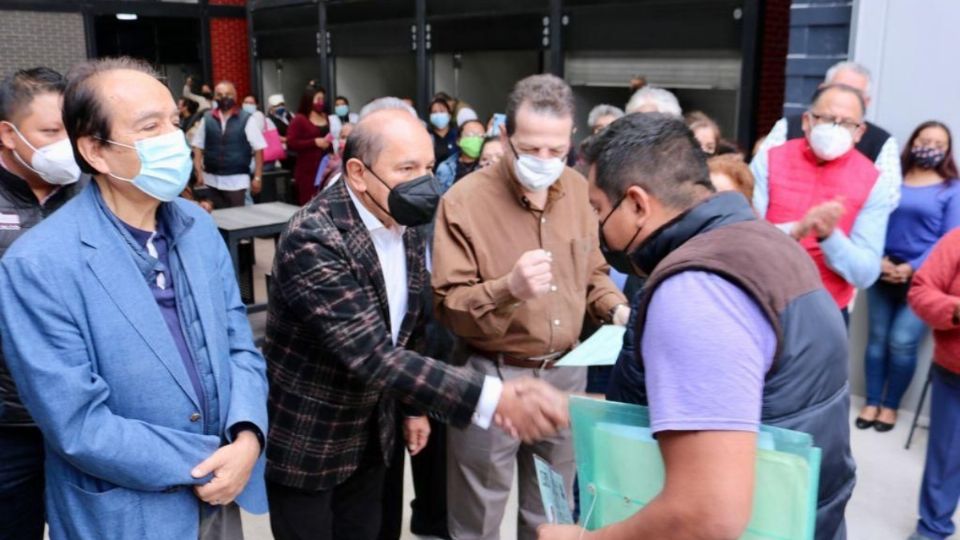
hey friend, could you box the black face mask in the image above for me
[599,195,643,274]
[363,164,442,227]
[217,97,236,111]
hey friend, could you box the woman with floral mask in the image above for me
[857,121,960,432]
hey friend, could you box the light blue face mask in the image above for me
[430,112,450,130]
[334,104,349,117]
[242,103,258,114]
[105,130,193,202]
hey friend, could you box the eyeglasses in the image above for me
[807,112,862,132]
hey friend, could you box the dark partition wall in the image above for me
[249,0,762,145]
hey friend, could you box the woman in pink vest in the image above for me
[859,121,960,432]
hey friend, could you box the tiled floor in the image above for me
[239,240,960,539]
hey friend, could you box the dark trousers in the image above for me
[410,419,450,538]
[267,463,387,540]
[0,426,45,540]
[206,186,247,209]
[917,366,960,539]
[379,434,404,540]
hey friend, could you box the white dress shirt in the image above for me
[345,184,501,428]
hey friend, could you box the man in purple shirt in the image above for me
[539,113,854,540]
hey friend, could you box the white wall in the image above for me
[847,0,960,414]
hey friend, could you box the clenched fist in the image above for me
[508,249,554,301]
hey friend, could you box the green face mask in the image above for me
[458,136,484,159]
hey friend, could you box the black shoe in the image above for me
[874,421,895,432]
[855,417,876,430]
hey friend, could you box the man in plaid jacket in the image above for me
[264,98,568,540]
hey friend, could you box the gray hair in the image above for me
[625,87,682,117]
[346,97,422,167]
[359,97,418,120]
[824,61,872,97]
[587,104,625,129]
[505,74,575,135]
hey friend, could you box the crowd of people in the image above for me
[0,55,959,540]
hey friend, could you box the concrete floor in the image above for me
[242,238,952,539]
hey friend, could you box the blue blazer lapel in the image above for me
[78,189,202,410]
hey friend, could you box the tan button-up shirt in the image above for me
[432,156,627,358]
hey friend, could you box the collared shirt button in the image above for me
[553,319,560,326]
[541,217,547,224]
[189,412,201,422]
[550,285,558,292]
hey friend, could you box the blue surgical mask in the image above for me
[242,103,257,114]
[334,104,349,117]
[430,112,451,130]
[105,130,193,202]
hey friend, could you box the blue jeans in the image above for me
[864,284,928,409]
[0,426,45,540]
[918,366,960,539]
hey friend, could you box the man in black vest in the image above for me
[539,113,854,540]
[191,81,266,208]
[752,60,901,211]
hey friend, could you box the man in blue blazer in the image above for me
[0,57,268,539]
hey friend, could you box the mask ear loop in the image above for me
[1,121,47,177]
[94,137,139,182]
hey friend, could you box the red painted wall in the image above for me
[210,14,250,99]
[755,0,791,142]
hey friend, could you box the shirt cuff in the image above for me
[487,274,522,311]
[774,222,798,236]
[817,229,846,257]
[229,422,265,453]
[471,375,503,430]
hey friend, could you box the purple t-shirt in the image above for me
[642,271,776,434]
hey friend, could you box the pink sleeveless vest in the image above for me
[766,138,880,308]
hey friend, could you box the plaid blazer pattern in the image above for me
[264,180,485,491]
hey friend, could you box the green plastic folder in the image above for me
[571,396,821,540]
[555,325,626,367]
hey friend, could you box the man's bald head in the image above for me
[214,81,236,101]
[344,101,429,169]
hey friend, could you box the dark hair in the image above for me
[0,67,66,123]
[810,83,866,117]
[580,112,714,208]
[63,57,161,175]
[335,95,349,105]
[901,120,959,181]
[505,74,574,136]
[429,98,451,115]
[297,85,322,117]
[243,94,257,105]
[180,97,199,116]
[433,91,453,103]
[714,138,744,158]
